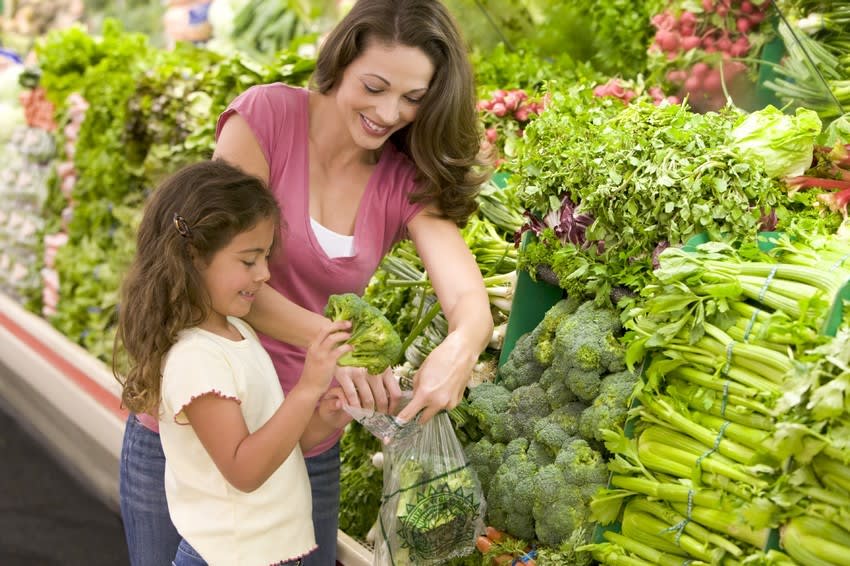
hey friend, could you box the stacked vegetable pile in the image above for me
[463,297,638,564]
[515,85,797,305]
[586,231,850,565]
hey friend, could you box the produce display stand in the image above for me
[0,291,373,566]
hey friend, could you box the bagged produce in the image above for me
[373,411,485,566]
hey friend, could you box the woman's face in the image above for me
[334,39,435,150]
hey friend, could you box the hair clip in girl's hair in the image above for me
[173,213,191,238]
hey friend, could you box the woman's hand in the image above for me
[334,366,403,414]
[396,331,477,424]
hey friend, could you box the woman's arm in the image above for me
[214,114,333,349]
[396,209,493,424]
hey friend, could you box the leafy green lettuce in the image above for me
[728,105,822,179]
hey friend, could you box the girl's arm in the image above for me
[182,323,351,493]
[397,209,493,424]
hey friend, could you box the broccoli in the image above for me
[578,370,639,443]
[507,384,550,439]
[528,440,555,467]
[539,365,578,409]
[556,437,609,500]
[497,329,547,391]
[467,382,517,443]
[533,296,582,366]
[532,464,587,548]
[531,437,608,548]
[533,402,585,453]
[324,293,402,375]
[487,438,537,541]
[464,438,505,494]
[546,301,626,403]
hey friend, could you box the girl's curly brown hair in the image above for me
[113,160,280,415]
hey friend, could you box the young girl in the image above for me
[114,160,353,566]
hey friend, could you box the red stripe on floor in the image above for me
[0,310,127,421]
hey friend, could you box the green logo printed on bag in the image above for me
[395,468,481,561]
[398,478,478,560]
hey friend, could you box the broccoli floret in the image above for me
[324,293,402,374]
[488,438,537,541]
[498,330,547,391]
[539,365,578,409]
[531,437,608,547]
[538,300,626,403]
[465,438,505,495]
[533,296,582,366]
[556,437,609,500]
[533,402,585,453]
[579,370,639,443]
[467,382,517,443]
[532,464,587,547]
[507,384,550,439]
[528,439,555,467]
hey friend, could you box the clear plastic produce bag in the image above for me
[372,411,486,566]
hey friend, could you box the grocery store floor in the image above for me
[0,405,129,566]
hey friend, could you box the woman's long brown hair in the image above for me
[113,160,280,415]
[311,0,489,226]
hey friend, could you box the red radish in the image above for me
[736,17,751,34]
[703,68,722,92]
[666,69,687,83]
[503,92,519,111]
[485,128,498,143]
[716,35,732,53]
[477,100,491,111]
[740,1,754,13]
[702,36,715,50]
[680,11,697,27]
[749,11,765,24]
[513,89,528,101]
[681,35,701,51]
[514,107,530,122]
[492,89,507,101]
[684,75,702,92]
[491,102,507,117]
[691,62,710,78]
[667,95,682,104]
[702,0,714,11]
[654,30,679,52]
[730,36,750,57]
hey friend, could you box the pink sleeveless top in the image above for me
[215,83,424,455]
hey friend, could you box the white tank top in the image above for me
[310,217,355,258]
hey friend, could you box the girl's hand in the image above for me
[396,331,476,424]
[316,388,353,430]
[334,366,403,414]
[300,321,352,394]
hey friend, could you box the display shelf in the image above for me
[0,291,372,566]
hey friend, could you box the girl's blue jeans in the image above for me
[119,414,342,566]
[172,538,304,566]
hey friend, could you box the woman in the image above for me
[119,1,493,564]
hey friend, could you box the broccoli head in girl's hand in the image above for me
[324,293,402,375]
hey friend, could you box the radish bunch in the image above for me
[478,88,547,169]
[593,78,682,107]
[649,0,772,112]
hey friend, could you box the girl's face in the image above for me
[333,39,435,151]
[197,217,275,334]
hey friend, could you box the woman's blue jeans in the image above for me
[119,414,342,566]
